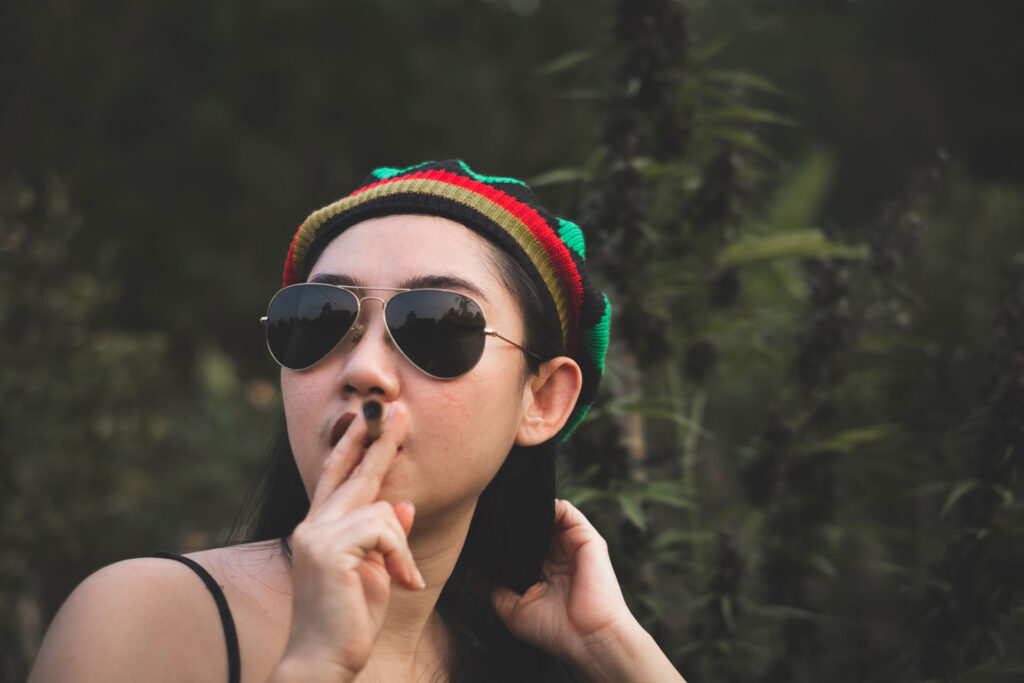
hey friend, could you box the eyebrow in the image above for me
[309,272,360,287]
[307,272,489,302]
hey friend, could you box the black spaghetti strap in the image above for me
[152,552,241,683]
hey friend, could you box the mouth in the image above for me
[329,412,357,448]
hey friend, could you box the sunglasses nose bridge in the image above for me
[353,295,388,325]
[356,295,388,306]
[349,294,394,343]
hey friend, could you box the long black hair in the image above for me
[233,240,584,682]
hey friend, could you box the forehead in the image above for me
[307,214,501,289]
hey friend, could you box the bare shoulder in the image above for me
[28,547,282,683]
[180,541,294,680]
[182,539,289,597]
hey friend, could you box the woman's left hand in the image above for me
[491,499,685,682]
[491,499,630,658]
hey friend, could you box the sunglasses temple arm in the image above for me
[484,329,543,361]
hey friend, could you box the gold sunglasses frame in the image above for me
[260,284,541,378]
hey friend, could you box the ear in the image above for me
[515,356,583,446]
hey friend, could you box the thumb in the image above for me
[491,584,521,627]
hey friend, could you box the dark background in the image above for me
[3,1,1022,680]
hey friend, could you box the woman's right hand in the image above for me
[270,402,424,682]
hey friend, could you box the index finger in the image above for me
[553,498,593,531]
[307,408,371,513]
[549,499,607,556]
[313,402,409,519]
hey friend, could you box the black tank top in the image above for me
[152,552,241,683]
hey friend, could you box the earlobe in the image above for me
[515,357,583,446]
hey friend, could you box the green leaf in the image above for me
[801,425,895,455]
[691,37,732,62]
[638,481,697,510]
[809,554,838,580]
[745,602,822,622]
[563,486,611,508]
[643,490,697,510]
[763,259,809,300]
[702,125,778,158]
[617,494,647,531]
[536,49,595,76]
[703,68,794,97]
[651,528,716,550]
[858,332,933,353]
[635,592,666,617]
[602,397,716,438]
[695,104,795,127]
[940,479,980,517]
[997,444,1015,468]
[768,150,835,228]
[992,484,1015,506]
[528,167,590,187]
[720,595,736,631]
[716,230,869,266]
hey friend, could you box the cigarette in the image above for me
[363,400,383,441]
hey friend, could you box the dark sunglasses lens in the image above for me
[266,285,358,369]
[385,290,486,378]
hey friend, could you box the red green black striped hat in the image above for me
[282,159,610,440]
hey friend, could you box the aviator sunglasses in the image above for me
[260,284,540,378]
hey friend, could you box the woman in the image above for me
[30,160,685,682]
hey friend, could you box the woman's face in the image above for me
[281,214,533,526]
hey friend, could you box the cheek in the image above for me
[425,369,525,459]
[280,372,307,436]
[420,383,478,452]
[280,370,325,493]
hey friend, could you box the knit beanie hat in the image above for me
[282,159,610,441]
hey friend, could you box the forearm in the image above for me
[570,621,685,683]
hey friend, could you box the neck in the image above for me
[352,502,477,682]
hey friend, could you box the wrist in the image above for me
[569,619,685,683]
[566,618,640,681]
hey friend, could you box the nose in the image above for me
[333,297,401,399]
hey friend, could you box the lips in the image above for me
[329,412,357,448]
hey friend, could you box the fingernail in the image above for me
[413,568,426,590]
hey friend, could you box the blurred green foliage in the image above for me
[2,0,1023,681]
[0,175,273,680]
[544,1,1023,681]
